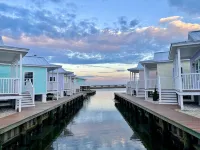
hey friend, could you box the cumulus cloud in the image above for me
[159,16,182,23]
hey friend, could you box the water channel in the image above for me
[47,88,147,150]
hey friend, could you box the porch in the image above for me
[169,40,200,110]
[0,46,29,112]
[47,65,61,100]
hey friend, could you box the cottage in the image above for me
[22,56,61,103]
[169,30,200,110]
[141,51,190,104]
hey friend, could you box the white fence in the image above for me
[0,78,20,94]
[182,73,200,90]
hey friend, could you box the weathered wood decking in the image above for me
[115,93,200,139]
[0,93,83,134]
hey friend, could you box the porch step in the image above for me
[16,93,35,108]
[137,89,145,97]
[160,89,177,104]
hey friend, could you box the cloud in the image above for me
[167,0,200,15]
[1,2,200,66]
[159,16,182,23]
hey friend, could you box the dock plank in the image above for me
[115,93,200,139]
[0,93,83,133]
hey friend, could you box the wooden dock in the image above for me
[115,93,200,140]
[0,93,83,133]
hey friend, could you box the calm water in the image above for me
[47,89,147,150]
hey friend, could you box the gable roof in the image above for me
[22,56,61,70]
[127,63,143,72]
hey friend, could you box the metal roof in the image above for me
[51,68,73,74]
[188,30,200,41]
[153,51,169,62]
[140,51,170,65]
[23,56,49,66]
[22,56,61,70]
[127,63,143,72]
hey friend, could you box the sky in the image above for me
[0,0,200,85]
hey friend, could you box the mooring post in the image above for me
[37,116,43,133]
[48,111,54,125]
[183,132,192,150]
[161,120,170,147]
[20,124,28,147]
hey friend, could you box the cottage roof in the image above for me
[127,63,143,73]
[0,45,29,64]
[188,30,200,41]
[22,56,61,71]
[51,67,73,74]
[169,40,200,59]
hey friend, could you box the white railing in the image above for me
[147,78,157,89]
[0,78,20,94]
[182,73,200,90]
[24,79,35,105]
[48,81,58,91]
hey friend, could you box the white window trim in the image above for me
[24,71,34,85]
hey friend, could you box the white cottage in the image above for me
[141,51,190,104]
[169,30,200,110]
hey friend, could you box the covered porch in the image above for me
[127,68,139,95]
[169,41,200,110]
[0,46,29,112]
[47,65,61,100]
[140,60,158,100]
[64,71,74,96]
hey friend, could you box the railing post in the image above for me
[158,76,161,102]
[19,53,22,95]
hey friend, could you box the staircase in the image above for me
[159,89,177,104]
[136,89,145,98]
[16,93,35,108]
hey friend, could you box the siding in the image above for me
[48,73,64,91]
[23,67,47,94]
[157,60,190,89]
[0,65,47,95]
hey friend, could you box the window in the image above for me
[49,76,56,81]
[24,72,33,84]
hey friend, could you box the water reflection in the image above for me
[48,88,146,150]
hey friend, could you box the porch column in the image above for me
[134,72,136,81]
[144,65,148,100]
[19,53,22,95]
[177,49,182,92]
[56,69,59,100]
[177,48,184,110]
